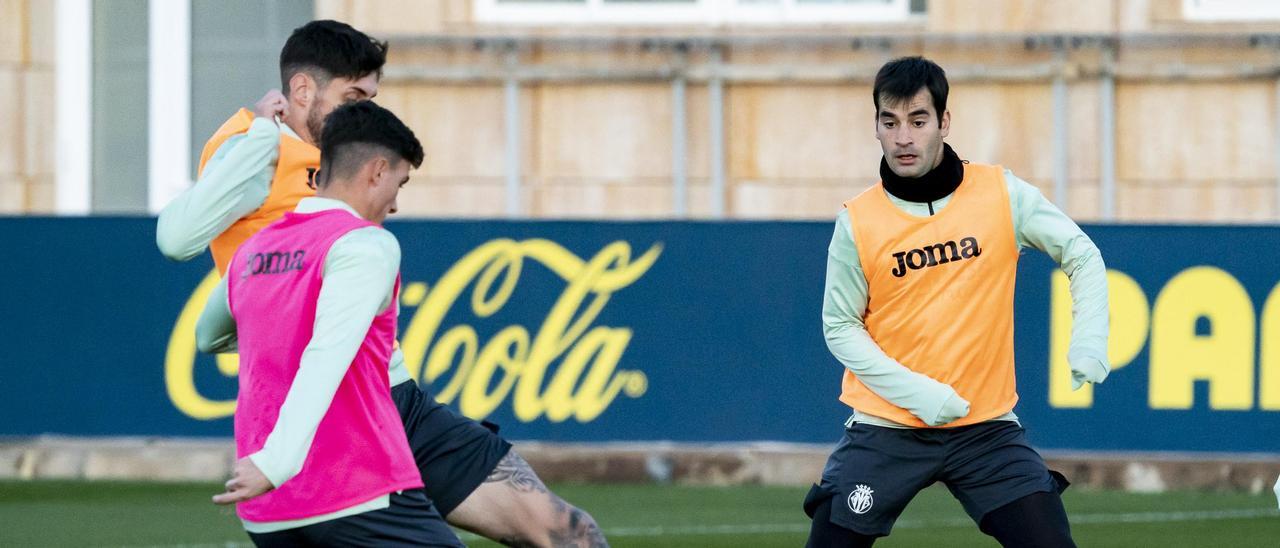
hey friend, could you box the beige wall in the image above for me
[7,0,1280,220]
[0,0,55,214]
[304,0,1280,221]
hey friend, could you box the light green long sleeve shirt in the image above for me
[824,169,1109,429]
[156,117,284,262]
[196,197,410,532]
[169,115,412,389]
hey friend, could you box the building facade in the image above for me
[6,0,1280,221]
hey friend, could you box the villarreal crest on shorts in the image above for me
[840,163,1020,428]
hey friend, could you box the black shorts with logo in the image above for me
[247,489,464,547]
[392,380,513,517]
[812,420,1067,537]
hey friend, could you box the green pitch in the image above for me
[1,481,1276,547]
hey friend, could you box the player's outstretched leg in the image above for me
[391,382,607,547]
[977,491,1075,548]
[447,451,608,548]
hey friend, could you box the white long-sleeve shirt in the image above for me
[156,117,283,262]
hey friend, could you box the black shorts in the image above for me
[246,489,463,547]
[392,380,513,517]
[815,420,1066,537]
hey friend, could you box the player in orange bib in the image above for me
[804,57,1111,547]
[158,20,606,548]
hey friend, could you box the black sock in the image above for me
[805,495,878,548]
[978,491,1076,548]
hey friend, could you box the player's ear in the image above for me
[289,72,315,107]
[940,109,951,138]
[369,156,389,187]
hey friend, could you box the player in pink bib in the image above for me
[229,207,417,522]
[198,101,462,546]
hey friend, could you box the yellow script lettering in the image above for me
[400,239,661,423]
[164,270,237,419]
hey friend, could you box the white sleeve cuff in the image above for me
[247,450,292,488]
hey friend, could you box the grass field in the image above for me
[1,481,1277,547]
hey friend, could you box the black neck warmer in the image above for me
[879,143,965,203]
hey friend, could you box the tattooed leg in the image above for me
[456,451,608,548]
[485,451,550,494]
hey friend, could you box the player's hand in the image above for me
[926,389,970,427]
[213,457,275,505]
[253,90,287,122]
[1070,356,1110,391]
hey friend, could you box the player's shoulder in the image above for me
[357,224,400,253]
[828,208,860,260]
[212,108,255,138]
[336,225,401,267]
[835,207,859,242]
[994,167,1033,191]
[835,207,852,224]
[202,116,278,170]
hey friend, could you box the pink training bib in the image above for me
[227,208,420,522]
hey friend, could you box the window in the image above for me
[1183,0,1280,21]
[81,0,314,214]
[475,0,921,25]
[92,0,149,213]
[189,0,314,177]
[144,0,313,213]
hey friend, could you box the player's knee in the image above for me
[519,497,605,547]
[557,504,605,545]
[979,491,1075,548]
[979,525,1075,548]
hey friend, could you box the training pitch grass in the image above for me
[1,481,1277,547]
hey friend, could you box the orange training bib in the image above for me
[840,163,1020,428]
[197,109,319,275]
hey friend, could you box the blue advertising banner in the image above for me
[2,218,1278,453]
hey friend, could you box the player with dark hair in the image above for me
[197,101,461,546]
[161,20,607,548]
[805,56,1110,547]
[158,19,389,271]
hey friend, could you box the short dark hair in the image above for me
[279,20,388,96]
[872,56,949,126]
[317,101,424,188]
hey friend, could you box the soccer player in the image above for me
[197,100,462,546]
[160,20,606,547]
[804,56,1110,547]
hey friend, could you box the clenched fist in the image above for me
[254,89,288,122]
